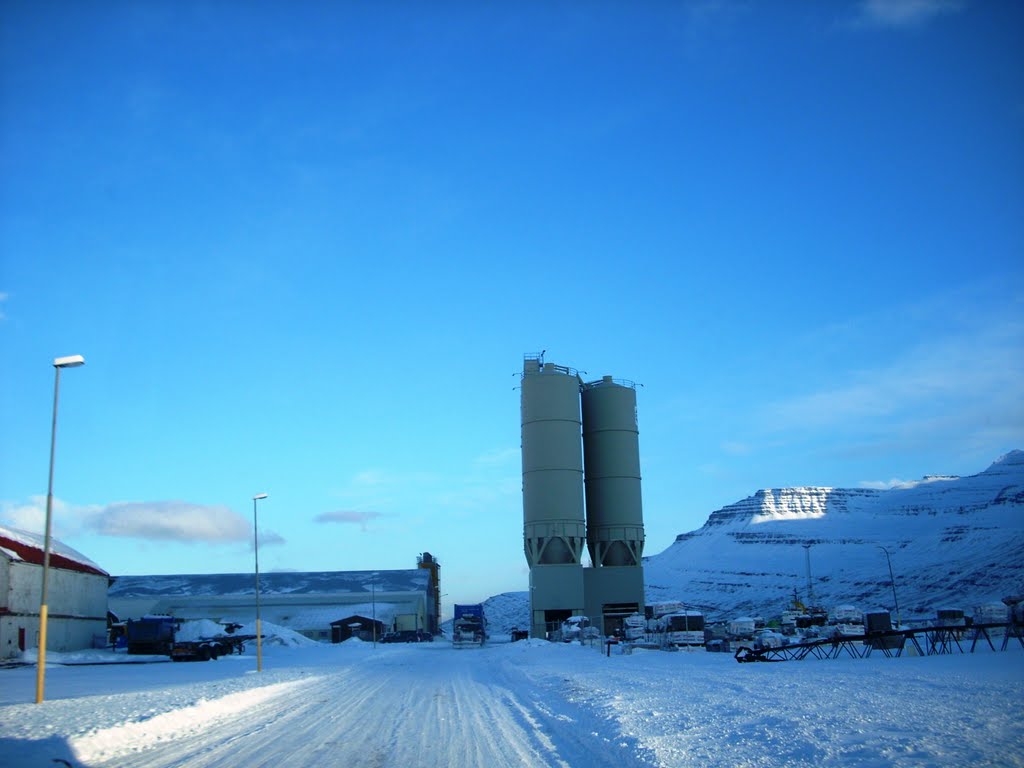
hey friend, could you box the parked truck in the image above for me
[452,604,486,647]
[170,634,256,661]
[125,616,178,655]
[125,616,256,661]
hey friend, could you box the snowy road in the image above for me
[73,645,649,768]
[2,637,1021,768]
[3,642,653,768]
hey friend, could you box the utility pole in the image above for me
[803,543,815,606]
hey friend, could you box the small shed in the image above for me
[331,615,385,643]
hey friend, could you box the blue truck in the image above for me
[125,616,177,655]
[452,604,486,647]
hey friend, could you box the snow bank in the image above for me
[70,678,316,765]
[17,648,167,665]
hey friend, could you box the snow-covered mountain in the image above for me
[643,450,1024,620]
[478,452,1024,630]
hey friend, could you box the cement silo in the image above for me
[581,375,646,633]
[520,355,586,638]
[581,376,645,567]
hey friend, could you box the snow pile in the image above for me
[233,620,320,648]
[173,618,320,648]
[174,619,225,642]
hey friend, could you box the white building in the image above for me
[0,525,110,659]
[108,568,437,642]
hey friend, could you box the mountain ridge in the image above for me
[642,450,1024,619]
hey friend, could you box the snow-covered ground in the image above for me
[1,623,1021,767]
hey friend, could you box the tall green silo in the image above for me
[520,355,586,638]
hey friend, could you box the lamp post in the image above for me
[36,354,85,704]
[253,493,268,672]
[877,545,902,628]
[802,543,815,606]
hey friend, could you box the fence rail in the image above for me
[734,622,1023,663]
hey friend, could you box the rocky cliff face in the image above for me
[644,450,1024,619]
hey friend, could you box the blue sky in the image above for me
[1,1,1021,619]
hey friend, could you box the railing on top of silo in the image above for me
[582,377,638,389]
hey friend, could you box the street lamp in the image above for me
[877,545,902,628]
[802,543,815,606]
[253,493,268,672]
[36,354,85,704]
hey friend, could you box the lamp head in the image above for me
[253,493,268,500]
[53,355,85,368]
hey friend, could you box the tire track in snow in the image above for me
[74,646,655,768]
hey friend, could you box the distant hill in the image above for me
[643,450,1024,620]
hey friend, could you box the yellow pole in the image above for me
[36,355,85,703]
[35,605,48,703]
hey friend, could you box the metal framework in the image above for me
[734,622,1024,663]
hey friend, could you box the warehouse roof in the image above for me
[109,568,431,597]
[0,524,108,578]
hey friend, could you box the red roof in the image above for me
[0,532,108,578]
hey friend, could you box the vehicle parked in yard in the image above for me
[381,630,433,643]
[452,604,486,647]
[125,616,178,655]
[170,634,257,661]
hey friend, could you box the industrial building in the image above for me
[108,554,440,642]
[520,354,645,639]
[0,524,110,659]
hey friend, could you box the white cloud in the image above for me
[0,496,49,532]
[89,501,252,542]
[1,497,271,546]
[858,0,963,28]
[0,496,100,537]
[765,320,1024,433]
